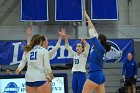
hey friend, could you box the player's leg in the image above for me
[26,86,37,93]
[77,72,86,93]
[37,81,52,93]
[95,84,105,93]
[82,79,98,93]
[95,73,106,93]
[26,82,37,93]
[72,72,78,93]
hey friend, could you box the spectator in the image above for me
[122,52,138,93]
[5,69,13,75]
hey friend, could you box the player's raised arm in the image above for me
[49,28,65,58]
[62,29,75,56]
[84,10,98,38]
[80,38,90,56]
[26,27,32,45]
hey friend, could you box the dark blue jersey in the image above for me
[89,37,105,72]
[122,59,138,77]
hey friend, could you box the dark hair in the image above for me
[98,34,107,46]
[40,36,46,41]
[24,36,42,52]
[98,34,111,52]
[104,42,111,52]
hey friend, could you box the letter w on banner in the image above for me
[21,0,49,21]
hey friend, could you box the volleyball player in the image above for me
[15,35,53,93]
[82,10,111,93]
[62,28,90,93]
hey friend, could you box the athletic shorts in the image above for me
[124,77,136,86]
[88,71,105,85]
[26,81,46,87]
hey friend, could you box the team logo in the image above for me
[104,40,122,63]
[132,63,134,66]
[3,82,19,93]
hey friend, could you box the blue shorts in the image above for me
[26,81,46,87]
[88,71,105,85]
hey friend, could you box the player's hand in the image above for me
[58,28,67,37]
[47,77,52,83]
[15,69,20,75]
[84,10,91,24]
[84,10,88,17]
[81,38,85,42]
[47,73,54,82]
[26,27,32,37]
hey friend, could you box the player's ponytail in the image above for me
[24,36,41,52]
[98,34,111,52]
[104,42,111,52]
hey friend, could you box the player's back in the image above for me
[25,45,48,82]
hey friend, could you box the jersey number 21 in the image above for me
[30,51,37,60]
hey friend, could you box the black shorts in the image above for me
[26,81,46,87]
[124,77,136,86]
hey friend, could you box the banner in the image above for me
[55,0,83,21]
[21,0,48,21]
[91,0,118,20]
[0,73,68,93]
[105,39,134,63]
[0,39,134,65]
[0,78,64,93]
